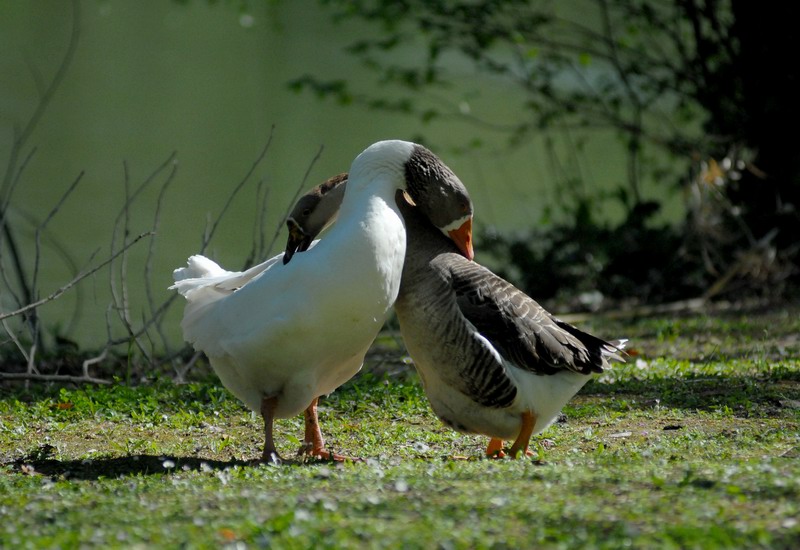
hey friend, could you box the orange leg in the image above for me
[509,411,537,459]
[260,395,281,463]
[298,397,355,462]
[485,438,506,458]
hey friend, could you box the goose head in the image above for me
[284,141,474,261]
[401,144,474,260]
[283,173,348,264]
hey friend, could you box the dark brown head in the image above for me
[283,173,347,264]
[284,141,475,264]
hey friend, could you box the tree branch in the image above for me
[0,232,153,322]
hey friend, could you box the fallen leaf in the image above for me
[218,528,237,542]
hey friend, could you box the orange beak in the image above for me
[448,217,474,260]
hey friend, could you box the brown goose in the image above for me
[286,177,625,459]
[171,140,474,463]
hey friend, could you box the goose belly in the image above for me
[207,348,366,419]
[205,318,377,418]
[404,323,593,439]
[506,366,594,434]
[423,374,523,440]
[422,365,593,439]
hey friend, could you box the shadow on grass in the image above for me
[3,449,345,480]
[4,453,254,480]
[584,368,800,417]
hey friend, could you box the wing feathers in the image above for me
[446,257,622,376]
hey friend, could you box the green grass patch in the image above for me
[2,308,799,548]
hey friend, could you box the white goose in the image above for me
[171,140,474,462]
[285,176,626,459]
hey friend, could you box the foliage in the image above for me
[478,201,699,307]
[2,308,800,548]
[292,0,800,302]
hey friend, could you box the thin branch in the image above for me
[0,232,153,322]
[144,157,179,355]
[33,171,85,299]
[0,371,110,385]
[243,178,270,269]
[12,206,84,335]
[107,153,177,363]
[175,350,204,384]
[1,0,80,200]
[0,147,37,226]
[82,347,108,380]
[109,160,135,340]
[265,143,323,258]
[1,318,30,365]
[200,126,276,254]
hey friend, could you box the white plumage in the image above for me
[171,140,474,461]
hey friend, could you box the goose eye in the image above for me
[302,208,311,217]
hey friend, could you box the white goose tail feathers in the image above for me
[170,255,234,302]
[173,255,228,281]
[171,249,296,301]
[602,338,629,364]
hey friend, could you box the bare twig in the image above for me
[11,206,84,334]
[200,125,275,254]
[175,350,204,384]
[243,178,270,269]
[0,232,153,322]
[82,347,108,380]
[0,0,81,376]
[0,371,110,385]
[144,158,179,356]
[107,153,178,364]
[33,171,85,301]
[109,160,135,347]
[1,318,30,365]
[265,143,324,257]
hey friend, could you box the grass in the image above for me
[1,306,799,549]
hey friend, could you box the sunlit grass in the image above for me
[1,308,799,548]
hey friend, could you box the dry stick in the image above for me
[200,126,276,254]
[172,131,277,378]
[108,153,178,364]
[111,161,137,354]
[255,180,270,261]
[0,148,39,360]
[0,147,37,229]
[264,143,324,257]
[174,350,204,384]
[174,130,278,379]
[23,171,87,373]
[13,206,84,335]
[79,304,119,381]
[0,371,110,385]
[0,0,80,315]
[0,232,153,385]
[144,158,179,358]
[0,232,153,323]
[1,318,30,365]
[243,178,270,269]
[81,347,108,381]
